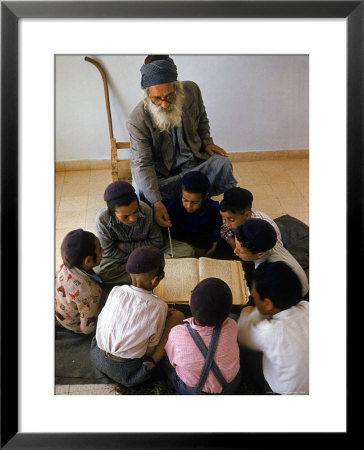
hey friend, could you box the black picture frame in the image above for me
[1,1,359,448]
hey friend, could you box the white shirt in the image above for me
[96,285,168,359]
[255,242,309,297]
[238,301,309,394]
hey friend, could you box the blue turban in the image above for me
[140,57,178,89]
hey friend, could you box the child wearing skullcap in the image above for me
[90,246,185,388]
[55,229,107,334]
[94,180,194,285]
[234,218,308,298]
[238,261,309,395]
[163,277,242,394]
[167,171,222,257]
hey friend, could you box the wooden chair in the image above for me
[85,56,131,182]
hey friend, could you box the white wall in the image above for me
[56,54,308,162]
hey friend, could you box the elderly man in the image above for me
[127,55,237,227]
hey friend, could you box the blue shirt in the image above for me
[167,198,222,249]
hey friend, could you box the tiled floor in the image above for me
[55,156,309,394]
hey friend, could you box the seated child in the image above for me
[55,229,107,334]
[164,277,242,395]
[94,181,194,285]
[90,246,185,388]
[238,261,309,395]
[167,171,222,257]
[219,187,283,253]
[234,218,308,297]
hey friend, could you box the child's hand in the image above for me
[227,237,236,250]
[205,242,218,257]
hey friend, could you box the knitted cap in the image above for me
[61,229,84,269]
[140,56,178,89]
[238,218,277,253]
[104,181,135,202]
[253,261,302,309]
[126,246,165,274]
[182,171,210,195]
[190,278,232,327]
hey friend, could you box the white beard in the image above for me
[147,92,184,132]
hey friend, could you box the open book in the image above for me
[154,257,250,305]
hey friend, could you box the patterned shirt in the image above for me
[220,208,283,244]
[55,264,106,334]
[165,317,240,394]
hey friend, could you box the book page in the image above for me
[198,258,250,305]
[154,258,199,303]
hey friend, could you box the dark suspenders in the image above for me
[186,323,228,391]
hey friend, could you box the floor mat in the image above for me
[55,322,111,385]
[274,214,309,270]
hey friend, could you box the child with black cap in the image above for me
[55,229,107,334]
[167,171,222,257]
[90,246,185,388]
[238,261,309,395]
[94,180,194,285]
[219,186,283,254]
[234,218,308,298]
[163,277,241,394]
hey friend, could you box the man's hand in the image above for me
[205,143,228,157]
[153,201,172,227]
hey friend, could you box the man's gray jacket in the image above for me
[127,81,214,205]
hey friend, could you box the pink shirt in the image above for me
[165,317,240,394]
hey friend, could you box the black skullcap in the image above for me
[61,229,84,269]
[239,218,277,253]
[223,187,253,209]
[140,56,178,89]
[182,171,210,195]
[190,277,232,327]
[126,246,164,274]
[253,261,302,309]
[104,181,135,202]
